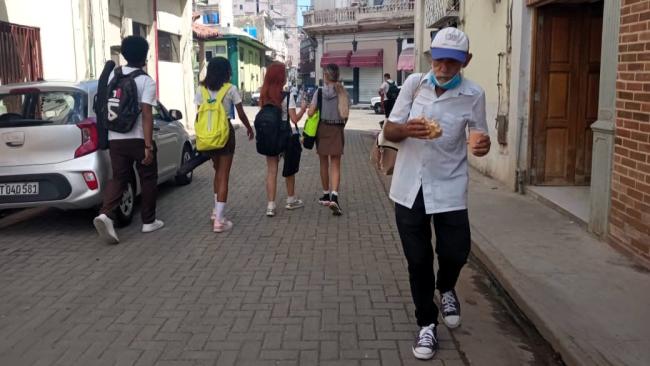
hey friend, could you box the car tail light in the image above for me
[75,118,99,158]
[83,171,98,190]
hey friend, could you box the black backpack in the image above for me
[254,93,291,156]
[106,67,146,133]
[386,81,399,100]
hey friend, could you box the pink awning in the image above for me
[320,50,352,67]
[397,48,415,71]
[349,49,383,68]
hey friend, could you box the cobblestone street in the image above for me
[0,114,557,366]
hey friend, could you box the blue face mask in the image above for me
[430,73,462,90]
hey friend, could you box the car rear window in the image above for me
[0,90,87,126]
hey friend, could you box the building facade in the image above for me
[233,0,300,67]
[303,0,415,104]
[610,0,650,265]
[0,0,196,130]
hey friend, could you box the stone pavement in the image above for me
[0,122,557,366]
[468,172,650,366]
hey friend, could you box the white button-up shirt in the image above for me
[388,72,487,214]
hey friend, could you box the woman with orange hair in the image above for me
[259,62,308,216]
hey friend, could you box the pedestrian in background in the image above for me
[259,62,308,217]
[194,57,254,233]
[379,73,399,118]
[383,28,491,360]
[93,35,163,244]
[307,63,350,216]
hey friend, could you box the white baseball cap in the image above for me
[430,27,469,63]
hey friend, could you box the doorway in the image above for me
[531,2,603,186]
[529,1,603,222]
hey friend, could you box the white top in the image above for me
[194,84,242,112]
[379,79,394,95]
[387,72,488,214]
[108,66,157,141]
[281,92,298,122]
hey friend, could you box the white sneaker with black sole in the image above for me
[440,289,462,329]
[412,323,438,360]
[93,214,119,244]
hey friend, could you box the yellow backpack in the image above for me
[196,84,231,151]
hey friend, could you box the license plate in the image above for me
[0,182,39,196]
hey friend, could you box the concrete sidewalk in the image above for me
[467,172,650,366]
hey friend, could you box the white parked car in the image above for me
[371,96,383,114]
[0,80,195,226]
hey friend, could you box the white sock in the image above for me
[215,202,226,222]
[331,191,339,197]
[267,201,276,210]
[287,196,297,204]
[323,190,330,195]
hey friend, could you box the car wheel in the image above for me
[374,103,382,114]
[113,180,134,227]
[175,145,193,186]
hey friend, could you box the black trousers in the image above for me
[383,98,396,118]
[100,139,158,224]
[395,189,471,327]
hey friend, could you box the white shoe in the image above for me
[285,199,304,210]
[93,214,119,244]
[266,207,276,217]
[142,219,165,233]
[213,219,233,233]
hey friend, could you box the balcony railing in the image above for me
[303,1,414,28]
[425,0,460,28]
[303,8,356,27]
[356,2,415,21]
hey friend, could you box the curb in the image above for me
[469,223,591,366]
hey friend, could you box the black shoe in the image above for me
[329,194,342,216]
[440,289,461,329]
[318,193,331,206]
[412,324,438,360]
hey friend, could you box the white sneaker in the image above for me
[93,214,119,244]
[412,324,438,360]
[213,219,233,233]
[142,219,165,233]
[285,199,304,210]
[266,207,276,217]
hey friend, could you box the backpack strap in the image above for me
[285,92,290,124]
[216,83,231,105]
[200,83,231,105]
[316,88,322,112]
[412,73,427,100]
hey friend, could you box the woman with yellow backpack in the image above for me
[194,57,254,233]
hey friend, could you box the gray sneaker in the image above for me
[285,199,304,210]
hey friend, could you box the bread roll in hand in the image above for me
[423,118,443,139]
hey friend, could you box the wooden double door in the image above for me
[531,2,603,186]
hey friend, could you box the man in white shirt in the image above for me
[378,73,397,118]
[384,28,491,360]
[93,36,164,244]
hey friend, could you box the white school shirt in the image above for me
[194,84,242,113]
[387,72,488,214]
[281,91,298,122]
[108,66,157,141]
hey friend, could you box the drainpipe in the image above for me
[153,0,160,97]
